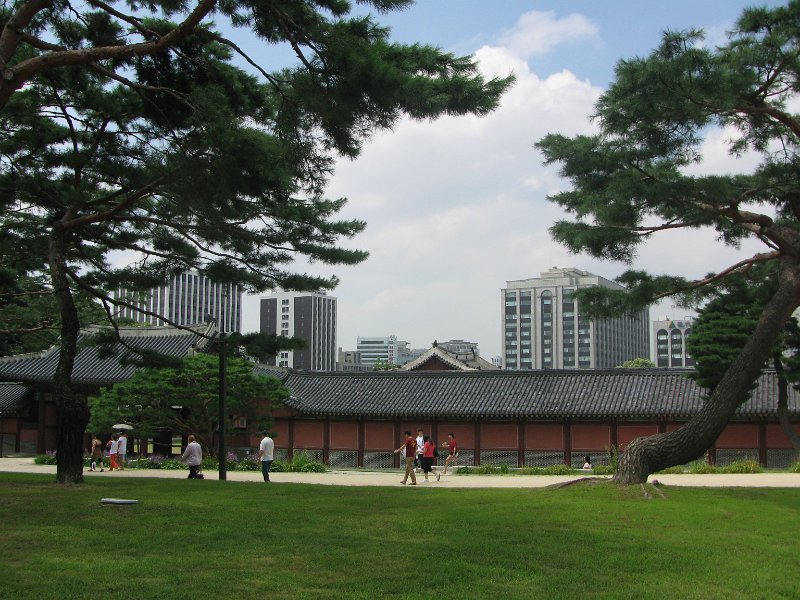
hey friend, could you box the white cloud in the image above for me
[241,7,779,361]
[499,10,598,58]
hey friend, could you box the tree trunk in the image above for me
[774,354,800,462]
[614,260,800,483]
[49,231,88,484]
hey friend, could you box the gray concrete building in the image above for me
[502,267,650,370]
[112,271,241,332]
[653,317,695,368]
[260,291,336,371]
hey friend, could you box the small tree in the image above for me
[89,354,287,456]
[617,358,656,369]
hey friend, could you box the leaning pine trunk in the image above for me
[613,261,800,484]
[49,231,89,484]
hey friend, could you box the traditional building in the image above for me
[269,369,800,470]
[0,324,214,455]
[400,343,498,371]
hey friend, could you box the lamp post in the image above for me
[218,330,227,481]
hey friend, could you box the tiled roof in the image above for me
[281,369,800,420]
[0,324,212,387]
[400,346,499,371]
[0,383,31,416]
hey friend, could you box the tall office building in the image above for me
[112,271,241,332]
[501,267,650,370]
[260,291,337,371]
[653,317,695,367]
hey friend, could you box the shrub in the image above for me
[790,461,800,474]
[592,465,615,475]
[235,454,262,471]
[300,462,327,473]
[541,464,575,475]
[689,460,718,474]
[270,460,286,472]
[456,466,472,474]
[519,467,546,475]
[656,465,686,474]
[719,460,762,474]
[287,450,326,473]
[34,451,57,465]
[499,463,511,474]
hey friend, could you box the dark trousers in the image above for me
[188,465,203,479]
[261,460,273,482]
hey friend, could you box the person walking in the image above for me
[393,431,417,485]
[258,431,274,482]
[116,431,128,470]
[414,428,425,473]
[441,432,458,475]
[107,434,119,471]
[420,435,440,482]
[181,435,204,479]
[90,435,104,472]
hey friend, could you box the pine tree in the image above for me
[0,1,512,483]
[536,1,800,482]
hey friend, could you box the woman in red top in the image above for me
[421,435,440,482]
[441,432,458,475]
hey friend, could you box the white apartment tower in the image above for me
[112,271,241,332]
[502,267,650,370]
[260,291,337,371]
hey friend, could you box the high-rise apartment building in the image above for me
[260,291,337,371]
[653,317,695,368]
[112,271,241,332]
[502,267,650,370]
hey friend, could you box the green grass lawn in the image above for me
[1,474,798,599]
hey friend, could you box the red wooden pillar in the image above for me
[474,420,481,466]
[708,444,716,465]
[393,421,401,468]
[432,420,439,447]
[517,421,525,467]
[758,422,767,467]
[610,420,618,451]
[36,392,46,454]
[322,418,330,465]
[357,418,365,468]
[563,420,572,466]
[658,420,667,434]
[287,418,295,462]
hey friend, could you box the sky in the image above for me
[238,0,787,358]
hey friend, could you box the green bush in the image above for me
[270,460,286,472]
[541,464,575,475]
[591,465,615,475]
[456,466,472,474]
[34,453,57,465]
[656,465,686,474]
[499,463,511,474]
[300,462,327,473]
[689,460,718,474]
[235,455,262,471]
[790,461,800,473]
[286,450,326,473]
[719,460,762,474]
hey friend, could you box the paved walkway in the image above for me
[1,457,798,487]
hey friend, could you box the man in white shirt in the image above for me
[415,428,424,473]
[181,435,204,479]
[116,432,128,470]
[257,431,275,482]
